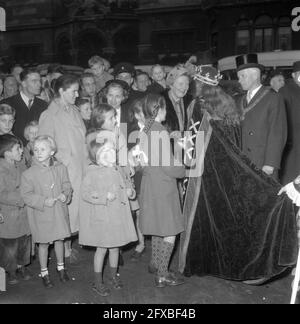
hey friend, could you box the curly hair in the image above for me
[201,84,241,125]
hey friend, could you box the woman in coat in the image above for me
[38,74,89,260]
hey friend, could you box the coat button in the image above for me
[249,131,254,136]
[247,148,251,152]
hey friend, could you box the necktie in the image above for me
[175,101,184,132]
[28,99,33,110]
[246,91,252,104]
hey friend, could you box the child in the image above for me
[137,93,186,288]
[0,104,15,135]
[0,134,31,285]
[23,121,39,168]
[79,135,137,296]
[20,135,72,288]
[75,97,92,131]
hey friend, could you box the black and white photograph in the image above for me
[0,0,300,306]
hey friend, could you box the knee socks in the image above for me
[151,236,162,269]
[157,240,174,277]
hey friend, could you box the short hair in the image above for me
[151,64,165,75]
[101,81,129,103]
[75,97,90,107]
[134,70,150,81]
[53,74,79,97]
[20,68,39,82]
[90,103,116,130]
[87,138,106,165]
[0,134,22,158]
[80,72,95,85]
[0,104,15,117]
[24,120,39,141]
[88,56,105,68]
[33,135,57,153]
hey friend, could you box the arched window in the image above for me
[254,15,273,52]
[0,7,5,31]
[278,17,291,50]
[236,20,250,54]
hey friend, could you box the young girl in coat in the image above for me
[79,133,137,297]
[21,135,72,289]
[137,93,186,288]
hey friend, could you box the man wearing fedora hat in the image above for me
[279,61,300,185]
[236,53,287,181]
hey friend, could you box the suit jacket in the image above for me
[239,86,287,170]
[1,93,48,144]
[162,90,193,133]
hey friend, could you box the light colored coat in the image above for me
[38,99,88,233]
[20,159,72,243]
[79,165,137,248]
[0,159,30,239]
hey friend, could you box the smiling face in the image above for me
[152,66,166,83]
[33,141,54,164]
[0,114,15,135]
[106,85,124,110]
[60,83,79,105]
[170,75,190,99]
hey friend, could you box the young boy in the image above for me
[0,104,15,135]
[0,134,31,285]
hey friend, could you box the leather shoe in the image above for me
[42,274,54,288]
[7,272,19,285]
[16,266,32,281]
[155,273,185,288]
[57,269,70,283]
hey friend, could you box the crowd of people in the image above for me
[0,53,299,298]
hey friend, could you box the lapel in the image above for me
[247,86,264,105]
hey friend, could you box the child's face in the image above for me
[79,103,92,121]
[5,143,23,162]
[106,86,124,109]
[102,110,117,131]
[152,66,165,82]
[0,114,15,135]
[27,125,39,143]
[33,141,54,164]
[96,142,116,167]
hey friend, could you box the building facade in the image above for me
[0,0,299,70]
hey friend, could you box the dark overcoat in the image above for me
[279,80,300,184]
[239,86,287,171]
[1,93,48,145]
